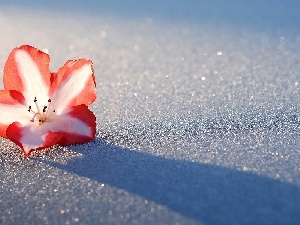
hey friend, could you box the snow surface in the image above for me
[0,1,299,225]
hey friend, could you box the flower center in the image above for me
[27,97,55,125]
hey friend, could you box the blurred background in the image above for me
[2,0,300,29]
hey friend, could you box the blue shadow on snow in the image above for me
[43,138,300,225]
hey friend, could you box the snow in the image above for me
[0,1,299,224]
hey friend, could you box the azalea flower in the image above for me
[0,45,96,156]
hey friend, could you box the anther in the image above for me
[28,106,32,112]
[43,106,47,113]
[48,99,51,102]
[34,97,37,102]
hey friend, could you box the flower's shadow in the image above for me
[42,138,300,225]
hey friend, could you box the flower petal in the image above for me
[3,45,51,105]
[5,104,96,156]
[50,104,96,145]
[0,90,29,138]
[6,122,64,156]
[50,59,96,113]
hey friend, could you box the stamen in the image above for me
[44,99,52,116]
[28,106,38,116]
[34,97,41,113]
[28,98,55,124]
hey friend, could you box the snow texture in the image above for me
[0,1,299,225]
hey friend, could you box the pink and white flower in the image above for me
[0,45,96,156]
